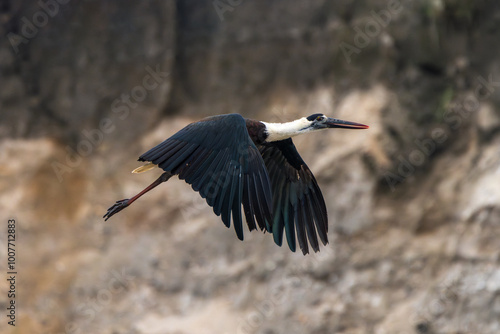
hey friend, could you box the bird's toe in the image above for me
[103,199,130,221]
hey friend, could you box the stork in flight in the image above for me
[104,113,368,254]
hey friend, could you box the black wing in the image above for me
[138,114,273,239]
[259,138,328,255]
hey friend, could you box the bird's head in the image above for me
[305,113,369,130]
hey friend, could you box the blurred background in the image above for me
[1,0,500,333]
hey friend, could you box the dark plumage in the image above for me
[104,113,368,254]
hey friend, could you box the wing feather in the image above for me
[259,138,328,255]
[304,196,320,252]
[176,146,211,179]
[137,114,273,239]
[195,150,226,196]
[155,141,187,165]
[242,174,257,231]
[232,165,244,239]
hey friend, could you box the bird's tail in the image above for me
[132,162,157,174]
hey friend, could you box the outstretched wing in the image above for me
[259,138,328,255]
[138,114,273,239]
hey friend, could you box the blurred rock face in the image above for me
[1,1,500,333]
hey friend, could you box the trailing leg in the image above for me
[103,172,173,221]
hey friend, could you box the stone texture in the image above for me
[1,1,500,334]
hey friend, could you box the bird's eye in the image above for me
[316,116,324,121]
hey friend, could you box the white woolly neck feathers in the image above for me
[261,117,313,142]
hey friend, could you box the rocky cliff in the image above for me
[1,0,500,333]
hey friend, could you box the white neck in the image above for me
[261,118,313,142]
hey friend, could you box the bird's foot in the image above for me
[103,199,130,221]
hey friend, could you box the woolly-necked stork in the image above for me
[104,113,368,254]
